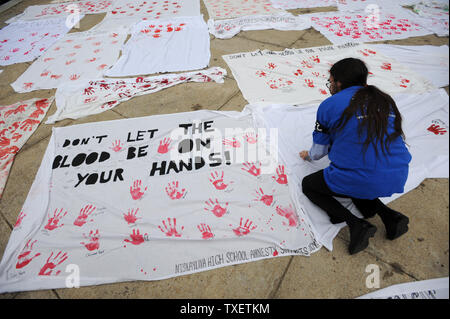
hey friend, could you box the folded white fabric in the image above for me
[308,7,433,43]
[371,44,449,88]
[105,16,210,77]
[203,0,284,20]
[271,0,337,9]
[107,0,200,18]
[11,30,127,93]
[6,0,114,23]
[48,67,227,123]
[0,17,82,66]
[251,89,449,250]
[0,97,55,198]
[208,13,312,39]
[223,43,435,105]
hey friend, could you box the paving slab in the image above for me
[337,178,449,281]
[274,235,414,299]
[55,255,292,298]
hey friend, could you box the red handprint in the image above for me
[254,188,274,206]
[294,69,303,76]
[4,104,27,118]
[97,64,108,70]
[123,208,141,224]
[256,70,267,77]
[84,86,95,95]
[267,62,276,69]
[399,78,410,88]
[50,74,62,79]
[124,229,147,245]
[14,211,26,228]
[209,171,232,191]
[242,162,261,177]
[80,229,100,251]
[70,74,80,81]
[272,165,288,185]
[23,82,33,89]
[301,60,314,69]
[110,140,123,152]
[233,217,257,236]
[38,251,68,276]
[381,62,392,71]
[222,137,241,148]
[157,137,171,154]
[158,218,184,237]
[19,119,40,131]
[427,124,447,135]
[130,179,148,200]
[16,239,40,269]
[310,55,320,63]
[73,204,95,227]
[44,208,67,230]
[165,181,186,200]
[204,198,229,217]
[276,204,299,227]
[305,79,315,88]
[244,133,258,144]
[197,223,214,239]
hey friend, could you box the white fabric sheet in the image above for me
[308,7,433,43]
[0,109,320,293]
[270,0,337,9]
[208,13,311,39]
[107,0,200,18]
[0,17,82,66]
[251,89,449,250]
[203,0,284,20]
[358,277,449,299]
[408,2,449,36]
[223,43,436,105]
[90,13,146,33]
[336,0,402,12]
[371,44,449,88]
[105,16,210,77]
[48,67,227,123]
[0,97,55,198]
[11,30,127,93]
[6,0,114,23]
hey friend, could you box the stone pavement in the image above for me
[0,0,448,299]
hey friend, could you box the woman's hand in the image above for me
[299,150,310,161]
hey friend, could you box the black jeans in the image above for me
[302,169,388,225]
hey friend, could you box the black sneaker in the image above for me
[348,220,377,255]
[381,212,409,240]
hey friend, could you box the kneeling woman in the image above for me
[300,58,411,255]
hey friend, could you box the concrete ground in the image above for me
[0,0,448,299]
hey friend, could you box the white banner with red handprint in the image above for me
[107,0,200,19]
[208,13,311,39]
[48,67,226,123]
[11,30,127,93]
[270,0,337,9]
[308,7,433,43]
[0,16,84,66]
[6,0,114,23]
[203,0,285,20]
[223,43,436,105]
[104,16,210,77]
[0,97,55,199]
[0,109,321,293]
[251,88,449,250]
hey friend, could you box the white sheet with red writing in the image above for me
[48,67,226,123]
[108,0,200,18]
[6,0,115,23]
[408,2,449,36]
[223,43,435,105]
[0,109,320,293]
[11,30,127,93]
[308,7,433,43]
[0,97,55,199]
[270,0,337,9]
[0,17,83,66]
[208,13,311,39]
[251,89,449,250]
[203,0,285,20]
[105,16,210,77]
